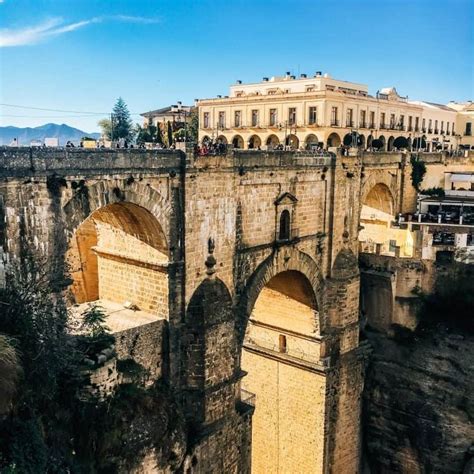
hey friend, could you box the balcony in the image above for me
[380,124,387,129]
[434,129,439,134]
[331,120,340,126]
[408,126,413,131]
[422,128,426,133]
[369,123,376,129]
[389,123,396,130]
[397,125,405,131]
[415,127,420,132]
[346,121,354,128]
[440,130,445,135]
[360,122,367,129]
[465,131,472,136]
[428,129,433,134]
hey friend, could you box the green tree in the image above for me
[167,121,173,147]
[98,118,112,139]
[410,155,427,191]
[111,97,134,141]
[187,108,198,143]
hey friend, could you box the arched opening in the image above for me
[241,270,322,473]
[184,278,235,424]
[286,134,299,149]
[232,135,244,149]
[412,136,427,150]
[278,209,291,240]
[343,133,354,147]
[304,134,319,150]
[367,134,374,149]
[387,136,395,151]
[359,183,413,256]
[248,135,262,149]
[66,202,169,332]
[393,136,409,150]
[359,134,366,148]
[216,135,228,144]
[201,135,211,145]
[266,134,280,150]
[327,132,341,147]
[373,135,386,150]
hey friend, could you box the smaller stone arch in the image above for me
[331,248,359,280]
[217,135,228,144]
[304,133,319,150]
[248,135,262,149]
[393,136,409,150]
[363,182,395,215]
[232,135,244,149]
[266,134,280,150]
[286,134,299,149]
[327,132,341,147]
[184,277,236,423]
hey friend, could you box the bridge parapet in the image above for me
[0,147,184,177]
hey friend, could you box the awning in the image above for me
[450,174,474,183]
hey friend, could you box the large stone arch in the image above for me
[62,180,173,252]
[362,181,396,216]
[237,247,324,345]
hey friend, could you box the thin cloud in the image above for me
[0,15,160,47]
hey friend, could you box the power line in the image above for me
[0,103,143,116]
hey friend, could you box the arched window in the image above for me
[279,210,291,241]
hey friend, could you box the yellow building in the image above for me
[198,72,460,151]
[448,101,474,149]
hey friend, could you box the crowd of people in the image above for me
[195,140,228,156]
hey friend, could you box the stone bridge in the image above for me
[0,147,469,473]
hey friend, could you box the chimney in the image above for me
[300,73,307,78]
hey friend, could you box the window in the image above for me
[234,110,241,127]
[466,122,472,136]
[269,108,277,126]
[203,112,210,129]
[446,122,450,134]
[218,112,225,128]
[408,116,413,130]
[434,120,438,133]
[452,122,456,135]
[279,210,291,241]
[380,112,386,128]
[346,108,353,127]
[288,107,297,125]
[441,121,444,133]
[415,117,419,131]
[306,86,315,92]
[251,109,259,127]
[390,114,396,128]
[331,107,339,126]
[428,119,432,132]
[370,111,375,128]
[308,106,317,125]
[399,115,405,129]
[279,334,287,353]
[422,118,426,131]
[360,110,366,127]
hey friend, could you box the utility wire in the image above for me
[0,103,143,116]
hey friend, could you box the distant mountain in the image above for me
[0,123,101,146]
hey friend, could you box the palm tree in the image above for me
[0,334,22,415]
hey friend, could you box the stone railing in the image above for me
[0,147,184,177]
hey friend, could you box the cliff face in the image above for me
[362,328,474,474]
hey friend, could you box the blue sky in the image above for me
[0,0,472,132]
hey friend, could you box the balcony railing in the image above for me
[428,128,433,133]
[434,129,439,134]
[422,128,426,133]
[465,131,472,136]
[389,123,396,130]
[331,120,340,126]
[346,121,354,127]
[397,125,405,131]
[369,123,376,129]
[408,126,413,131]
[415,126,420,132]
[380,124,387,129]
[360,122,367,128]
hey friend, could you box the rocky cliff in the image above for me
[362,327,474,473]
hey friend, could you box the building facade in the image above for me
[198,72,461,152]
[449,101,474,149]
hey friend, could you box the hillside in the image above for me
[0,123,100,146]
